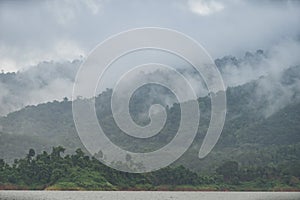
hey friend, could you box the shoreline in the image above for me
[1,185,300,192]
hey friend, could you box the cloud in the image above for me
[0,0,103,71]
[0,0,300,72]
[48,0,103,25]
[187,0,224,16]
[215,37,300,116]
[0,39,85,72]
[0,60,81,116]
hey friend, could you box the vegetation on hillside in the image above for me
[0,61,299,191]
[0,147,300,191]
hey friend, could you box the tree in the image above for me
[0,159,4,170]
[216,161,239,183]
[50,146,65,160]
[27,149,35,159]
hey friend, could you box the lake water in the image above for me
[0,191,300,200]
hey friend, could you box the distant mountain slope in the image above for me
[0,50,299,171]
[0,132,51,162]
[236,102,300,145]
[177,101,300,173]
[0,66,299,171]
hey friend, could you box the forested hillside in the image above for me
[0,147,299,191]
[0,65,300,175]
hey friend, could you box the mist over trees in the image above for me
[1,42,300,117]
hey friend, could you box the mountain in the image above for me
[0,64,299,174]
[0,50,299,173]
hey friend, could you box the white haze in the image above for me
[0,60,80,116]
[0,0,300,71]
[0,38,299,116]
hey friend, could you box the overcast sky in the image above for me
[0,0,300,72]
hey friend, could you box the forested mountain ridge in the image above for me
[0,64,299,174]
[0,49,299,174]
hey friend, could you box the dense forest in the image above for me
[0,147,299,191]
[1,65,300,173]
[0,52,300,191]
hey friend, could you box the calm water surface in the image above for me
[0,191,300,200]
